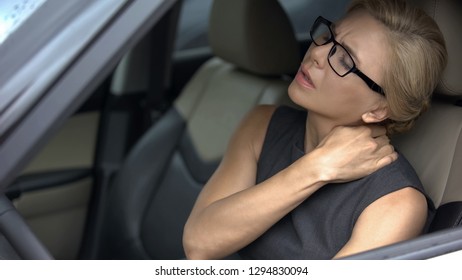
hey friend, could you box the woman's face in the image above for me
[288,9,390,126]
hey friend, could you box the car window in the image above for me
[174,0,212,50]
[0,0,48,45]
[0,0,127,139]
[279,0,349,37]
[174,0,350,51]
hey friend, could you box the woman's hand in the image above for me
[307,125,398,183]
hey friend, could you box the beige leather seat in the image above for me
[98,0,300,259]
[175,0,300,163]
[393,0,462,231]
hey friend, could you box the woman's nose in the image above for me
[308,43,331,68]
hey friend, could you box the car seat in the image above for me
[392,0,462,231]
[96,0,300,259]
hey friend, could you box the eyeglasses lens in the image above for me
[311,22,331,46]
[329,45,354,76]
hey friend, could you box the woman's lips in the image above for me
[295,67,316,89]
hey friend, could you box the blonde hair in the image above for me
[348,0,447,134]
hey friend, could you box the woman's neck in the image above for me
[304,114,342,153]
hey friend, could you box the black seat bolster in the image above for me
[99,108,186,259]
[429,201,462,233]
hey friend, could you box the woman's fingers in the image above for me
[310,125,397,183]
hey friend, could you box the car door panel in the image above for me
[9,111,98,259]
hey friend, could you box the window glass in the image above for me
[174,0,350,51]
[279,0,348,37]
[175,0,212,50]
[0,0,47,45]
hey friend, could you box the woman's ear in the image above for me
[361,104,389,124]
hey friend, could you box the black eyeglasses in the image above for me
[310,16,385,95]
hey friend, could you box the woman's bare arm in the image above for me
[334,187,428,259]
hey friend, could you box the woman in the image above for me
[183,0,447,259]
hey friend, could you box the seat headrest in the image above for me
[208,0,300,76]
[408,0,462,96]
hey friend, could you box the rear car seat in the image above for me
[97,0,300,259]
[393,0,462,231]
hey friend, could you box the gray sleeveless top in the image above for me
[238,106,435,259]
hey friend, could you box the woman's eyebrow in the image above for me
[332,23,360,65]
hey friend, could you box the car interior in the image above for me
[393,0,462,233]
[94,0,304,260]
[3,0,462,260]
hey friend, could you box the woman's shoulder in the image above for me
[361,151,435,214]
[240,105,304,133]
[240,105,277,135]
[236,105,304,161]
[375,152,424,191]
[228,105,277,161]
[245,103,304,119]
